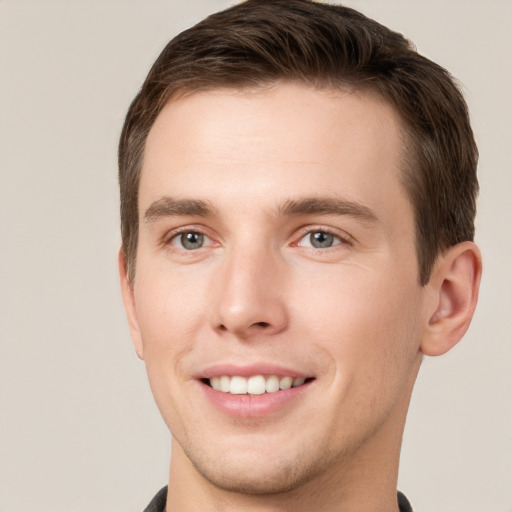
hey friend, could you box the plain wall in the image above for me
[1,1,510,510]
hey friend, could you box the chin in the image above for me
[193,460,316,496]
[182,439,334,496]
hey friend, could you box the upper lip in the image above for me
[197,362,311,379]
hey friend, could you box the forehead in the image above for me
[140,82,410,224]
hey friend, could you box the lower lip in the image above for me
[199,380,313,418]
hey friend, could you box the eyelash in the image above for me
[163,226,353,252]
[163,226,217,251]
[294,226,353,250]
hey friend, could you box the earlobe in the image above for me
[420,242,482,357]
[118,249,145,360]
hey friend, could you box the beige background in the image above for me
[1,1,511,510]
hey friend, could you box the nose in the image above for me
[210,244,288,339]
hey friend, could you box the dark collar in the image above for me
[144,486,413,511]
[143,486,167,512]
[398,491,413,512]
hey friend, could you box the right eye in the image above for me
[170,231,212,250]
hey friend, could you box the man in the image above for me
[118,1,482,510]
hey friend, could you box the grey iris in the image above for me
[310,232,334,248]
[181,232,204,250]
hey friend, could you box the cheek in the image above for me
[134,266,205,345]
[296,265,424,385]
[132,268,209,411]
[132,273,201,432]
[298,268,424,439]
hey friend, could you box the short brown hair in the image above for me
[119,0,478,285]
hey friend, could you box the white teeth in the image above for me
[266,375,280,393]
[229,376,247,394]
[219,375,230,393]
[247,375,266,395]
[210,376,221,391]
[292,377,305,387]
[279,376,293,390]
[208,374,309,394]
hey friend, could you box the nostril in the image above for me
[217,321,269,332]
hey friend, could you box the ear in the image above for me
[420,241,482,356]
[118,248,144,360]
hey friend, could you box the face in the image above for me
[122,83,430,494]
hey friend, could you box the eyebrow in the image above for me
[143,195,378,224]
[276,197,378,223]
[144,197,216,222]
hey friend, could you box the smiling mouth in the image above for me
[202,375,314,395]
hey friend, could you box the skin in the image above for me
[119,83,481,511]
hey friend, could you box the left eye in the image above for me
[298,231,341,249]
[171,231,211,250]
